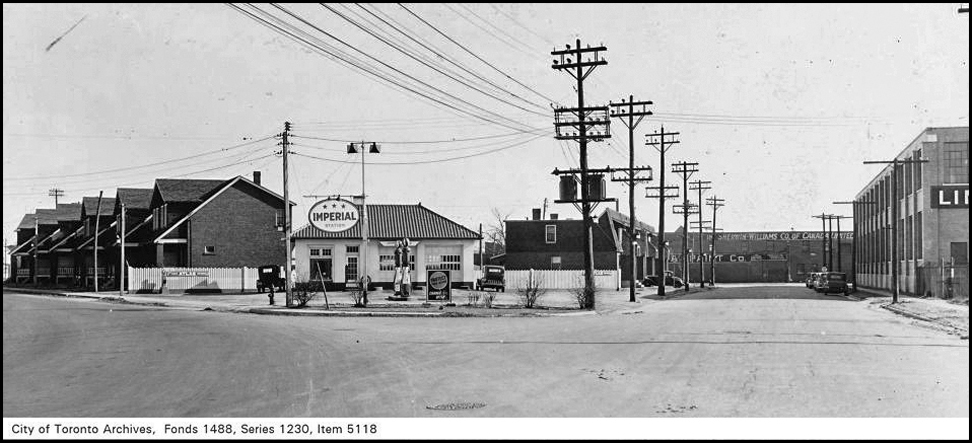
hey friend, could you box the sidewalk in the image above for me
[3,285,674,318]
[856,287,969,337]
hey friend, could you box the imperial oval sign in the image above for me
[308,198,360,233]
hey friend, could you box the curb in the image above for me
[247,307,598,318]
[881,303,970,335]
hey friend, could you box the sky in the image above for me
[3,3,969,246]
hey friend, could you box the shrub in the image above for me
[481,291,497,308]
[292,280,321,307]
[569,273,594,309]
[466,292,481,307]
[517,272,546,308]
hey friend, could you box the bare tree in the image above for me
[484,207,512,253]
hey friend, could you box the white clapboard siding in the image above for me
[505,269,618,290]
[128,267,257,293]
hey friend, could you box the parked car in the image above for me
[256,264,285,293]
[476,265,505,292]
[815,272,849,295]
[806,272,822,289]
[643,271,684,288]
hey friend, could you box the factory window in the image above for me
[951,242,968,264]
[944,143,969,184]
[915,212,922,260]
[913,149,922,190]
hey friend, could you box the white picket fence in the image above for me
[128,267,258,293]
[505,269,619,290]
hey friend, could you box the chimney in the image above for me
[550,213,559,220]
[532,208,541,221]
[253,171,262,185]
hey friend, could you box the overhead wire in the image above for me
[293,132,546,165]
[398,3,559,105]
[356,3,547,113]
[450,3,535,56]
[268,3,536,132]
[321,3,548,118]
[228,3,534,133]
[4,134,277,181]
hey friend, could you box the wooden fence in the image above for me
[128,267,258,293]
[505,269,619,290]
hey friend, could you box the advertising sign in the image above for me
[163,270,209,278]
[308,198,360,232]
[426,270,452,302]
[931,185,969,209]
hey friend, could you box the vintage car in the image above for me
[806,272,822,289]
[643,271,684,288]
[256,264,285,293]
[476,265,506,292]
[814,272,849,295]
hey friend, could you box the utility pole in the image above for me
[835,199,876,293]
[551,39,610,310]
[49,188,64,206]
[833,215,851,272]
[479,223,484,284]
[32,216,38,286]
[609,95,653,303]
[706,196,725,285]
[689,179,712,287]
[282,122,293,307]
[93,190,103,292]
[863,157,927,303]
[671,161,699,290]
[812,213,829,271]
[645,126,680,297]
[119,203,126,297]
[348,141,381,305]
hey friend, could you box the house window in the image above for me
[545,225,557,244]
[427,254,461,271]
[944,143,969,184]
[346,245,359,254]
[309,247,332,257]
[346,256,358,282]
[551,255,562,269]
[203,245,216,255]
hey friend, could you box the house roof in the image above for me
[601,208,655,234]
[82,197,116,217]
[293,204,480,240]
[116,188,153,210]
[9,235,36,255]
[16,214,35,231]
[155,178,227,203]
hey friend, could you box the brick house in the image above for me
[504,207,656,287]
[147,174,291,268]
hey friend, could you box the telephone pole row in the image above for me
[689,179,712,287]
[706,196,725,286]
[645,127,680,297]
[671,161,699,290]
[609,95,653,303]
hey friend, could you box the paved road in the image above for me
[3,286,967,417]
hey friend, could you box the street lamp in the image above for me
[347,142,381,305]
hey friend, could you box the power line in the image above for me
[293,132,545,165]
[321,3,548,117]
[355,3,547,112]
[445,3,535,57]
[290,130,543,155]
[228,3,534,132]
[290,127,547,146]
[397,3,559,105]
[268,3,535,132]
[4,134,277,181]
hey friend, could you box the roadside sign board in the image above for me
[308,198,360,232]
[426,270,451,302]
